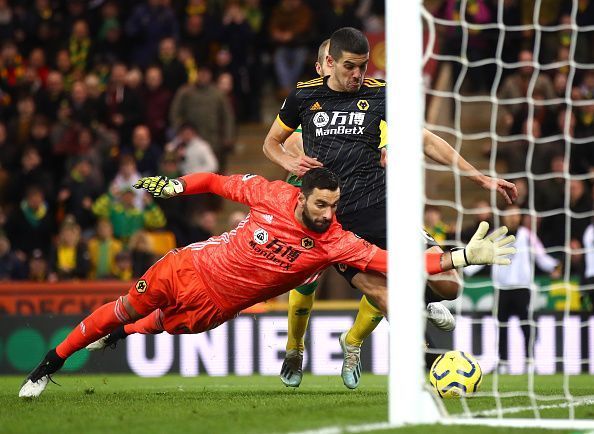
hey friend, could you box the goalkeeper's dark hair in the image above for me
[301,168,340,197]
[329,27,369,61]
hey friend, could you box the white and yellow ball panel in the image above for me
[429,350,482,399]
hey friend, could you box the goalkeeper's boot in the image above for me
[280,349,303,387]
[86,326,127,351]
[19,349,64,398]
[427,302,456,332]
[339,332,362,389]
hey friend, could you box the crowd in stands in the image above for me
[0,0,385,282]
[423,0,594,290]
[0,0,592,288]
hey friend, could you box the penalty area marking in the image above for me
[469,397,594,417]
[286,399,594,434]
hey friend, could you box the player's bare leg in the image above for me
[339,264,460,389]
[426,266,461,332]
[19,295,141,398]
[353,259,459,331]
[352,271,387,315]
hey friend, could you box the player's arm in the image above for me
[262,90,322,177]
[283,130,305,158]
[366,222,517,274]
[365,248,450,274]
[133,173,270,207]
[331,232,452,275]
[133,173,222,198]
[263,120,322,177]
[422,128,518,204]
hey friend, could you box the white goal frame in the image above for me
[386,0,594,430]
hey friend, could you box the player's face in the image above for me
[300,188,340,233]
[328,51,369,92]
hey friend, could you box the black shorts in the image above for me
[334,204,441,290]
[334,204,386,286]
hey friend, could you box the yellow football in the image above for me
[429,350,482,399]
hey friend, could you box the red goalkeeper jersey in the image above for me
[179,173,379,315]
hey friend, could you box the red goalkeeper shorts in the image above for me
[126,248,230,334]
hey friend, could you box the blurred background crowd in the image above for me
[0,0,385,282]
[422,0,594,289]
[0,0,592,295]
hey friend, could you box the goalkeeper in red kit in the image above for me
[19,168,515,398]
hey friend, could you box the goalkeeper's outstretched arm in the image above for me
[425,221,516,274]
[365,221,515,275]
[133,177,516,273]
[134,173,233,199]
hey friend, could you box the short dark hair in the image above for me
[301,168,340,196]
[329,27,369,61]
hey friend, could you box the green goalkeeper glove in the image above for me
[133,176,185,198]
[451,221,516,267]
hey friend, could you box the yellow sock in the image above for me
[346,295,384,347]
[286,289,315,352]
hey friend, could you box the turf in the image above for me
[1,374,593,434]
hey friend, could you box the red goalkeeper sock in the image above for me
[56,296,131,359]
[124,309,164,335]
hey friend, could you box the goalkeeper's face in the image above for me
[330,51,369,93]
[300,188,340,233]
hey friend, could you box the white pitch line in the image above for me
[286,423,392,434]
[285,399,594,434]
[469,398,594,417]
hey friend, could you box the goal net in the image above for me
[389,0,594,429]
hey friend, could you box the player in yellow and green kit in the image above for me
[280,41,331,387]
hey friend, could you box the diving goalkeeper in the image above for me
[19,168,515,398]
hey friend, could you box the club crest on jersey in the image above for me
[242,174,257,181]
[254,228,269,245]
[263,214,273,224]
[338,263,347,272]
[135,279,148,293]
[357,99,370,111]
[313,111,330,127]
[301,237,315,249]
[310,101,322,111]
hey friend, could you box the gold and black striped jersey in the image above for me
[277,76,386,217]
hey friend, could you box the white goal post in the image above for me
[387,0,594,429]
[387,0,441,426]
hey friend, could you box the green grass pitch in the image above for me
[1,374,594,434]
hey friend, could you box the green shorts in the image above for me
[286,173,302,187]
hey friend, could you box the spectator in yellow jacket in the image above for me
[87,218,123,279]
